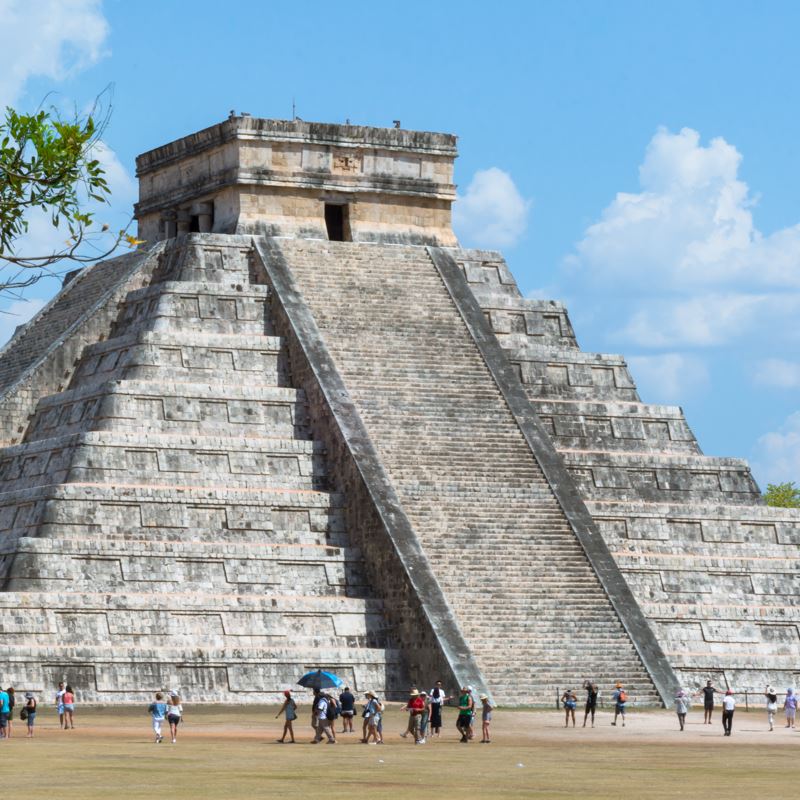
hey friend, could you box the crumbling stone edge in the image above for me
[253,237,491,701]
[428,245,680,707]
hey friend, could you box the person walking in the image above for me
[611,683,627,727]
[0,685,9,739]
[419,692,431,741]
[362,691,382,744]
[23,693,36,738]
[721,689,735,736]
[275,690,297,743]
[456,686,474,742]
[401,688,425,744]
[675,689,690,731]
[765,686,778,731]
[338,686,355,734]
[312,692,335,744]
[63,685,76,729]
[561,688,578,728]
[698,680,719,725]
[582,681,599,728]
[55,681,66,730]
[167,692,183,744]
[5,688,14,738]
[784,688,797,729]
[480,694,494,743]
[148,692,168,743]
[428,681,450,737]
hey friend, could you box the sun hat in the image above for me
[365,690,375,698]
[420,691,427,697]
[480,694,488,701]
[409,689,419,696]
[767,686,775,694]
[24,692,33,699]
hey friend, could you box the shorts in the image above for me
[57,704,65,715]
[26,713,36,727]
[0,713,8,728]
[167,714,181,726]
[341,710,354,717]
[64,704,75,713]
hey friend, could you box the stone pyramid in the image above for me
[1,115,798,704]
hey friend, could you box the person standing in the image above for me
[611,683,627,727]
[428,681,450,737]
[765,686,778,731]
[419,692,431,741]
[55,681,66,730]
[698,680,719,725]
[63,685,76,729]
[148,692,168,743]
[275,690,297,743]
[0,685,9,739]
[480,694,494,743]
[675,689,689,731]
[456,686,473,742]
[561,688,578,728]
[338,686,355,734]
[6,688,14,738]
[167,692,183,744]
[722,689,735,736]
[784,688,797,729]
[23,693,36,738]
[582,681,599,728]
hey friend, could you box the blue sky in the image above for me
[1,0,799,487]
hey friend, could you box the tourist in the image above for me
[167,692,183,744]
[419,692,431,741]
[582,681,599,728]
[428,680,450,737]
[0,685,8,739]
[561,688,578,728]
[611,682,627,727]
[339,686,355,733]
[362,691,382,744]
[698,680,719,724]
[765,686,778,731]
[675,689,689,731]
[312,692,335,743]
[401,688,425,744]
[148,692,168,743]
[310,689,321,735]
[23,693,36,738]
[55,681,66,730]
[468,686,478,739]
[784,688,797,729]
[6,687,14,738]
[456,686,473,742]
[480,694,493,743]
[63,684,76,729]
[275,689,297,743]
[721,689,735,736]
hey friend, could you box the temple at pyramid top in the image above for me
[134,115,459,246]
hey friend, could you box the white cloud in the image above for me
[574,127,800,292]
[0,0,109,108]
[0,297,45,346]
[626,353,710,403]
[754,359,800,389]
[753,411,800,485]
[453,167,530,249]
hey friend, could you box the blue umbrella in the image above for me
[297,669,344,690]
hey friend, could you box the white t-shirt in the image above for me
[723,695,736,711]
[167,704,182,718]
[316,697,329,723]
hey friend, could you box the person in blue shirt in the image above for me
[148,692,168,743]
[0,686,9,739]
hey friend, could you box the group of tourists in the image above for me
[274,682,494,745]
[0,681,73,739]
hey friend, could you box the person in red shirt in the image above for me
[401,688,426,744]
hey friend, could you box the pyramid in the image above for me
[0,115,797,704]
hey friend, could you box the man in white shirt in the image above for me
[721,689,736,736]
[312,693,335,743]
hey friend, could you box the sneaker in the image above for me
[418,738,426,744]
[171,739,176,744]
[399,732,408,738]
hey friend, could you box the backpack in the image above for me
[618,690,628,703]
[325,699,336,721]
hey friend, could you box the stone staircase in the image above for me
[453,247,800,691]
[0,234,404,702]
[275,238,662,706]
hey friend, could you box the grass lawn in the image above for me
[2,704,794,799]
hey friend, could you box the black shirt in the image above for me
[339,690,355,712]
[702,686,716,705]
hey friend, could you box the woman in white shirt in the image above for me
[167,693,183,744]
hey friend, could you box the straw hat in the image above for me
[480,694,488,701]
[409,689,419,696]
[365,690,375,698]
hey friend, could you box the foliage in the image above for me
[764,481,800,508]
[0,94,140,294]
